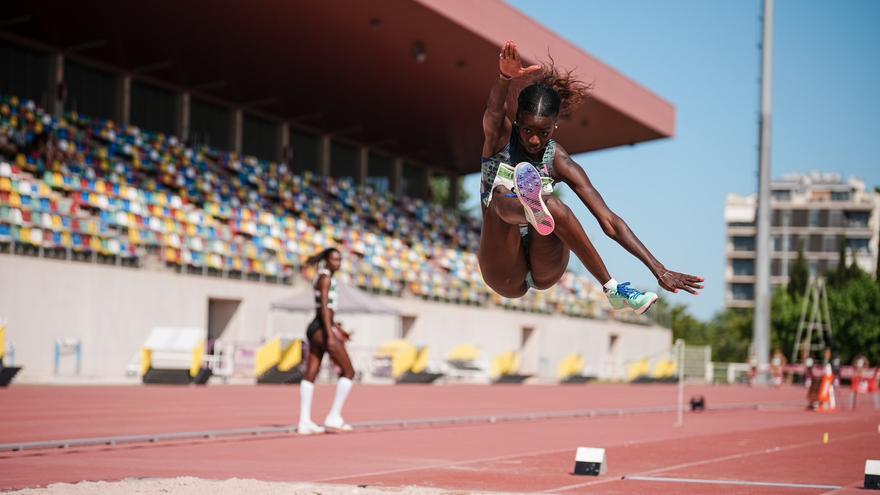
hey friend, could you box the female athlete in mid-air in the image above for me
[297,247,355,434]
[479,41,703,312]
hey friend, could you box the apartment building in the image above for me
[725,173,880,308]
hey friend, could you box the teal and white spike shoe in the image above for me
[605,282,659,315]
[514,162,555,236]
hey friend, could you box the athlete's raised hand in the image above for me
[499,41,541,79]
[658,270,704,295]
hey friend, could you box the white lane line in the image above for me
[623,475,840,490]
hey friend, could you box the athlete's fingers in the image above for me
[680,285,698,295]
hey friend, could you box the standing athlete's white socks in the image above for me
[325,377,353,423]
[603,278,619,293]
[299,380,315,425]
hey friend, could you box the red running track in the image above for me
[1,383,878,494]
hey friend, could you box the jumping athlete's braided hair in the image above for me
[516,55,592,120]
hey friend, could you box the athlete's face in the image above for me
[516,113,557,155]
[327,251,342,272]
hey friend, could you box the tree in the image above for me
[770,287,803,361]
[649,298,752,363]
[788,241,808,297]
[703,308,754,362]
[772,264,880,365]
[429,176,471,210]
[876,187,880,283]
[825,270,880,364]
[652,262,880,365]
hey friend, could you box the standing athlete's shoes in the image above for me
[297,421,326,435]
[324,416,353,432]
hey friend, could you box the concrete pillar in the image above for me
[319,135,331,177]
[392,157,404,196]
[176,92,191,143]
[115,75,131,126]
[449,175,460,209]
[357,146,369,185]
[278,122,290,163]
[231,108,243,154]
[47,53,64,118]
[421,167,432,201]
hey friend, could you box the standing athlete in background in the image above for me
[479,41,703,312]
[297,248,355,435]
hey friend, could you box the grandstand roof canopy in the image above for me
[5,0,674,175]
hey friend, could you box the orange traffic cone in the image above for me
[817,364,837,413]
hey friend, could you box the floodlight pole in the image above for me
[753,0,774,385]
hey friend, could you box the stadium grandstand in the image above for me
[0,0,676,382]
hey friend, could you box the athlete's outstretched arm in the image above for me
[554,145,704,294]
[482,41,540,157]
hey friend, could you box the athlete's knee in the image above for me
[491,198,522,224]
[545,196,573,219]
[304,367,319,383]
[484,278,528,298]
[528,276,558,291]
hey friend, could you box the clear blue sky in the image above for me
[464,0,880,320]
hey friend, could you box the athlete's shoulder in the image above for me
[552,143,577,170]
[314,272,331,288]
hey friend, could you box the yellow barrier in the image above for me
[411,347,430,374]
[278,339,303,372]
[255,337,282,377]
[447,344,480,362]
[190,342,205,378]
[509,352,521,374]
[650,359,677,379]
[376,340,418,379]
[490,351,513,379]
[626,358,650,381]
[140,348,152,377]
[490,351,523,379]
[557,354,585,379]
[0,325,5,362]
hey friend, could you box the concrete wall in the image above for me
[0,255,292,379]
[1,255,672,382]
[370,296,671,381]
